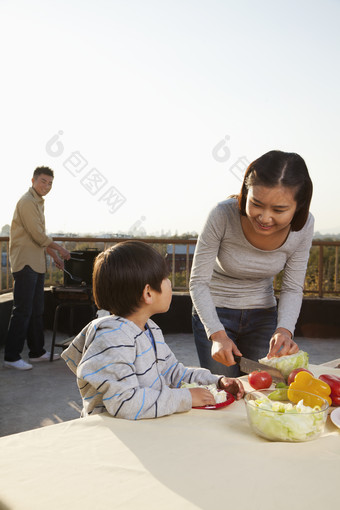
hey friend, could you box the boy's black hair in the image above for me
[237,150,313,231]
[33,166,54,179]
[92,240,169,316]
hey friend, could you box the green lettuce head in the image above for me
[258,350,309,379]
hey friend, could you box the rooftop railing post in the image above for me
[172,244,175,288]
[318,245,324,298]
[335,245,339,292]
[4,240,11,291]
[185,243,190,289]
[0,241,2,292]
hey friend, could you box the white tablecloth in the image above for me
[0,364,339,510]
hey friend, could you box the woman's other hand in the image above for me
[210,330,242,367]
[218,377,244,400]
[189,388,216,407]
[267,327,299,358]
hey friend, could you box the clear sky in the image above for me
[1,0,340,236]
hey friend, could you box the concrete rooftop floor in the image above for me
[0,331,339,437]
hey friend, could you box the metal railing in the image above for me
[1,236,340,297]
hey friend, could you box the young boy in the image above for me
[61,241,244,420]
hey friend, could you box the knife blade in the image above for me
[234,355,286,383]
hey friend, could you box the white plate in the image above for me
[330,407,340,429]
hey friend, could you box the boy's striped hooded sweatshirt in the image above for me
[61,315,220,420]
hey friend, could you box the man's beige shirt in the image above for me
[10,187,53,273]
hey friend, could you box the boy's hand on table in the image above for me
[189,388,215,407]
[218,377,244,400]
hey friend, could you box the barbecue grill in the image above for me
[49,249,100,361]
[63,249,100,286]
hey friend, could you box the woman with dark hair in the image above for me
[190,150,314,377]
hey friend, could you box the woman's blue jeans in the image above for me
[4,265,46,361]
[192,306,278,377]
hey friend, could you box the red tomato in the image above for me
[287,368,313,385]
[248,371,272,390]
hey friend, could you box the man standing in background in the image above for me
[3,166,70,370]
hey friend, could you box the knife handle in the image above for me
[234,355,242,364]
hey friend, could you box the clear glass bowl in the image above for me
[244,389,329,442]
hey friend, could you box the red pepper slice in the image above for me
[319,374,340,405]
[319,374,340,396]
[330,393,340,406]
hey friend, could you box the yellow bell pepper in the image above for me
[288,371,332,407]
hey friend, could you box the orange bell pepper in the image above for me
[288,371,332,407]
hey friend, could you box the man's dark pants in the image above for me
[4,265,46,361]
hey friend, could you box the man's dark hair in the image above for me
[33,166,54,179]
[92,241,169,316]
[237,150,313,231]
